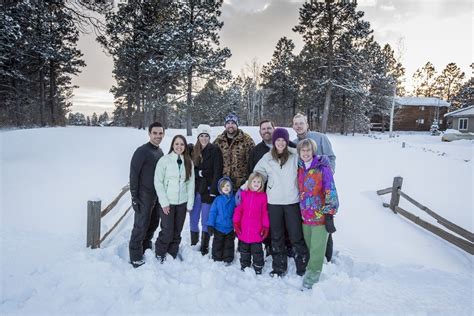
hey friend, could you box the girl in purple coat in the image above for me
[297,138,339,289]
[233,172,270,274]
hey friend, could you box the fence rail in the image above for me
[377,176,474,255]
[86,184,131,249]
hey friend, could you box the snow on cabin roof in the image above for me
[444,105,474,117]
[394,97,450,107]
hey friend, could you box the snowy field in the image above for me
[1,126,473,315]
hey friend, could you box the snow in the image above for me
[1,126,473,315]
[445,105,474,117]
[395,96,450,107]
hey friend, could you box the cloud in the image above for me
[71,87,114,116]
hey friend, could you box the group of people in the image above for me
[128,113,339,290]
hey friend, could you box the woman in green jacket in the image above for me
[154,135,195,262]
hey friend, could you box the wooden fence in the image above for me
[377,176,474,255]
[86,184,131,249]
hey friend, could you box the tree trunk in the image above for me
[321,0,334,133]
[186,65,193,136]
[39,68,45,126]
[49,60,56,126]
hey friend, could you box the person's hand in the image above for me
[201,194,215,204]
[234,224,241,235]
[325,214,336,233]
[235,189,242,206]
[132,198,141,213]
[260,227,269,239]
[207,226,214,236]
[162,205,171,215]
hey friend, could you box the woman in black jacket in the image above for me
[189,124,223,255]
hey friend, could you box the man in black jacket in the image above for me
[129,122,165,268]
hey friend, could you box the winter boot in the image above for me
[200,232,210,256]
[190,231,199,246]
[130,259,145,268]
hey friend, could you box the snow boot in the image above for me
[155,254,166,264]
[130,259,145,268]
[191,231,199,246]
[200,232,210,256]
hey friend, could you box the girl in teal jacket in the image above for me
[154,135,195,262]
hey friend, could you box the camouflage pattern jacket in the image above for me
[213,129,255,190]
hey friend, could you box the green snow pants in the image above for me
[302,224,329,288]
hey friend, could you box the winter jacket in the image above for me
[253,147,299,205]
[207,177,236,234]
[248,140,297,174]
[130,142,164,198]
[297,155,339,226]
[213,129,255,189]
[233,190,270,243]
[154,152,195,210]
[294,131,336,173]
[191,143,223,201]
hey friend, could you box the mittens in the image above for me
[234,223,241,235]
[325,214,336,233]
[207,226,215,236]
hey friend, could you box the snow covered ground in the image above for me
[1,126,473,315]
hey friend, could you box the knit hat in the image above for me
[272,128,289,146]
[197,124,211,137]
[224,113,239,126]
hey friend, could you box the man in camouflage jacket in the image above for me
[213,113,255,191]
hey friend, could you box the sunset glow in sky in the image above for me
[71,0,472,116]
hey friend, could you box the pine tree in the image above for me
[293,0,372,132]
[412,62,437,97]
[382,44,405,96]
[451,64,473,109]
[192,79,223,126]
[98,1,181,129]
[261,37,299,126]
[435,63,465,103]
[91,112,98,126]
[0,0,106,127]
[172,0,231,135]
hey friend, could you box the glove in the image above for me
[132,198,141,213]
[207,226,214,236]
[260,227,269,239]
[325,214,336,233]
[201,194,215,204]
[234,223,241,235]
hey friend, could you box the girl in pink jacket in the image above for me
[233,172,270,274]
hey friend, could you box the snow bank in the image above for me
[1,127,472,315]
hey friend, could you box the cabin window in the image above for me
[421,106,425,111]
[416,118,424,125]
[459,118,468,130]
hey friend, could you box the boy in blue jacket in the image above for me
[207,177,236,264]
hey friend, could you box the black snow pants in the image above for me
[212,230,235,263]
[155,203,187,258]
[268,203,309,275]
[129,192,161,262]
[239,241,264,273]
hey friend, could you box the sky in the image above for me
[71,0,473,116]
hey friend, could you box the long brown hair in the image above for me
[271,146,289,167]
[191,138,205,166]
[168,135,193,181]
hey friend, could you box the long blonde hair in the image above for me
[248,172,264,192]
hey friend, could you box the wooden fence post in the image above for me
[87,200,101,249]
[389,176,403,213]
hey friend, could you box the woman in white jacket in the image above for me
[154,135,195,262]
[253,128,309,277]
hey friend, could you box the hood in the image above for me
[299,155,330,170]
[217,176,234,195]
